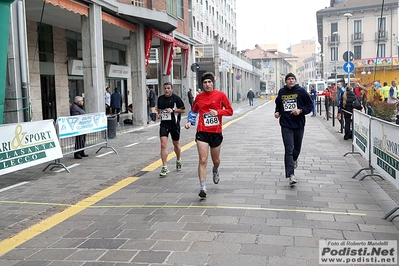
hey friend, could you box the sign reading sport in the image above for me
[0,120,63,175]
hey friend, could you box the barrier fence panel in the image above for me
[0,120,63,176]
[349,110,399,220]
[43,112,117,173]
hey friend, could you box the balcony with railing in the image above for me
[131,0,144,7]
[375,31,388,42]
[351,32,363,44]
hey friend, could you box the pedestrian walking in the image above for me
[70,96,89,159]
[247,88,255,106]
[157,82,186,177]
[185,72,233,198]
[274,73,313,186]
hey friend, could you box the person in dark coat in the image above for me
[247,88,255,106]
[110,88,123,122]
[340,86,357,140]
[70,96,88,159]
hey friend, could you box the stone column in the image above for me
[130,23,146,126]
[81,3,105,114]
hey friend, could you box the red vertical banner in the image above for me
[144,28,153,70]
[163,41,174,76]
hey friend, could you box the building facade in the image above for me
[317,0,398,85]
[3,0,260,125]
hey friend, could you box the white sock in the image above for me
[200,180,206,191]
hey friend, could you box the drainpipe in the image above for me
[0,0,16,124]
[17,0,30,121]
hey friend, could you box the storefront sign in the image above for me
[68,59,83,76]
[0,120,63,175]
[106,64,130,78]
[57,112,107,138]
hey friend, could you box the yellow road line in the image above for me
[0,177,139,256]
[0,200,366,216]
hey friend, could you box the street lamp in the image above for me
[344,12,352,87]
[323,35,329,79]
[332,31,339,87]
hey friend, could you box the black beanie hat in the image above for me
[285,73,296,81]
[201,73,215,84]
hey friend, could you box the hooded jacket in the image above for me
[275,84,313,129]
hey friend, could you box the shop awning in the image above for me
[45,0,88,16]
[45,0,136,32]
[102,12,136,32]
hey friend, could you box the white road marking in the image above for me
[0,182,29,193]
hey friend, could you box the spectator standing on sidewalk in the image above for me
[382,82,390,102]
[70,96,88,159]
[148,85,157,123]
[105,86,111,114]
[157,82,186,177]
[274,73,313,186]
[387,80,399,110]
[110,88,122,123]
[336,80,346,133]
[185,72,233,198]
[320,86,332,119]
[340,86,356,140]
[309,85,317,116]
[247,88,255,106]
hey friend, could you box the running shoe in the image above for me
[294,160,298,169]
[159,166,170,177]
[198,189,207,198]
[289,174,297,186]
[176,160,182,171]
[212,167,220,184]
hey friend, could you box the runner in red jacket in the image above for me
[185,72,233,198]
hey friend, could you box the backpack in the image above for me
[123,119,133,125]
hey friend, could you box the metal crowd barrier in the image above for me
[43,113,117,173]
[342,109,399,221]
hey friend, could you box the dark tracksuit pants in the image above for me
[281,127,304,178]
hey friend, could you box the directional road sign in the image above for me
[343,62,355,73]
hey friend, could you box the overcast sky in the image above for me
[236,0,331,51]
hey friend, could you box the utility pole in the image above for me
[0,0,16,124]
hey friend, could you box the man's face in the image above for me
[203,79,214,92]
[163,84,173,97]
[393,81,397,87]
[285,77,296,88]
[337,82,343,89]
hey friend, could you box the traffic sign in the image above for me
[343,51,354,62]
[190,63,200,72]
[343,62,355,73]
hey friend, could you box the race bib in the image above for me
[283,99,297,112]
[203,113,219,126]
[161,110,172,120]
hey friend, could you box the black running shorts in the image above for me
[195,131,223,148]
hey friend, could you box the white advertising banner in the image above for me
[352,110,371,161]
[57,112,107,138]
[370,118,399,190]
[0,120,63,176]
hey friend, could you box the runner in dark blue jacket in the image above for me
[274,73,313,186]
